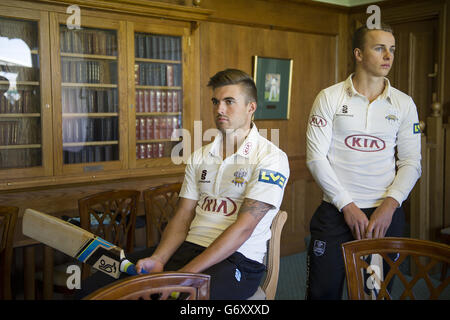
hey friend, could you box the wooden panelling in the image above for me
[386,19,438,122]
[200,0,347,34]
[444,0,450,121]
[280,178,322,255]
[445,121,450,227]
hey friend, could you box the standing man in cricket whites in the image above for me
[305,24,421,299]
[78,69,289,299]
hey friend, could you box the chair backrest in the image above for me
[261,210,287,300]
[341,237,450,300]
[83,272,210,300]
[143,183,182,247]
[0,206,18,300]
[78,190,140,279]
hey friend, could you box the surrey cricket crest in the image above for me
[232,168,248,187]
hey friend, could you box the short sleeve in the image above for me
[244,150,290,208]
[179,152,200,201]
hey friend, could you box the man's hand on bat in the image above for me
[135,256,164,274]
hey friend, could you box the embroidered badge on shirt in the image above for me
[385,108,399,125]
[242,142,252,156]
[313,240,326,256]
[309,115,327,127]
[336,105,353,117]
[232,168,248,187]
[385,114,398,123]
[198,169,210,183]
[258,169,286,189]
[413,123,421,134]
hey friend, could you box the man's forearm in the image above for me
[150,200,196,265]
[151,216,190,265]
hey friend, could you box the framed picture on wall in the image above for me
[252,56,293,120]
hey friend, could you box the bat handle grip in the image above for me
[120,259,148,275]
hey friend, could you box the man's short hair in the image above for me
[207,69,257,104]
[352,23,394,53]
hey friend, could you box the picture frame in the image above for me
[252,56,293,120]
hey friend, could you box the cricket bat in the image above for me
[22,208,147,279]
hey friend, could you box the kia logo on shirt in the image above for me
[344,134,385,152]
[200,196,237,216]
[310,115,327,127]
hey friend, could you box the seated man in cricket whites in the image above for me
[78,68,290,299]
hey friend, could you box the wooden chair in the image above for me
[143,183,182,247]
[341,237,450,300]
[78,189,141,279]
[83,272,210,300]
[248,210,287,300]
[0,206,18,300]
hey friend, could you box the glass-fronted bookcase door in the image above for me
[50,13,128,175]
[0,8,53,180]
[127,22,189,169]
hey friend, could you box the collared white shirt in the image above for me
[180,124,290,263]
[306,74,421,210]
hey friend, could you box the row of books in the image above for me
[61,59,118,84]
[63,145,118,164]
[0,149,41,169]
[136,142,168,159]
[62,88,118,113]
[60,27,118,56]
[62,117,118,143]
[0,58,40,82]
[135,63,181,87]
[0,18,38,51]
[0,89,39,114]
[135,33,181,61]
[135,89,181,113]
[0,119,41,145]
[136,116,181,141]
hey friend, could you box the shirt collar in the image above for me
[345,73,393,103]
[208,123,259,159]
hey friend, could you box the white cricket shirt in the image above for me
[306,74,421,210]
[180,124,290,263]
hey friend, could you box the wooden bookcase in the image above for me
[127,21,189,169]
[0,7,53,181]
[0,0,209,191]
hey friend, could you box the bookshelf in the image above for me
[0,0,203,189]
[59,25,119,165]
[0,12,53,177]
[134,31,183,161]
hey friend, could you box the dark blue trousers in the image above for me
[305,201,405,300]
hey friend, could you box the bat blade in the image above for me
[22,208,144,279]
[23,208,97,258]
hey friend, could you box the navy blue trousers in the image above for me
[305,201,405,300]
